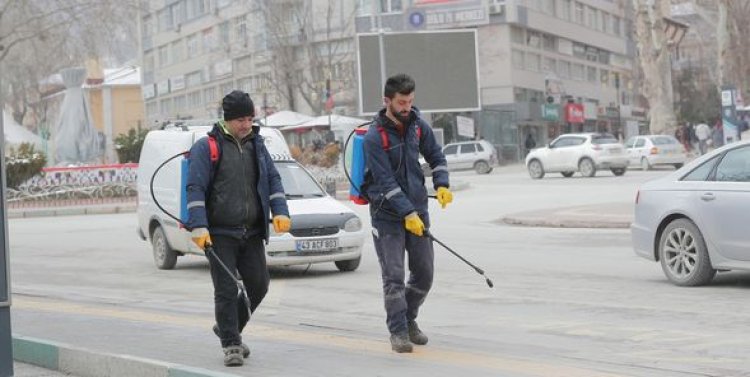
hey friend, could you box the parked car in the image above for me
[137,120,365,272]
[624,135,687,170]
[631,140,750,286]
[421,140,498,175]
[525,133,628,179]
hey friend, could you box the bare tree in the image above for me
[632,0,678,134]
[0,0,140,127]
[258,0,357,115]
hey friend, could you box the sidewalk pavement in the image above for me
[500,202,633,229]
[14,360,80,377]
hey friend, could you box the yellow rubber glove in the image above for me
[273,215,291,234]
[436,187,453,209]
[404,212,425,237]
[191,228,211,251]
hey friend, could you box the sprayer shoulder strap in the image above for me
[376,123,422,150]
[207,135,220,163]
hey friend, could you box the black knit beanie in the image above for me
[222,90,254,121]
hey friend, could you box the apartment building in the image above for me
[139,0,358,125]
[354,0,641,162]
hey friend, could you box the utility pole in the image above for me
[0,42,15,377]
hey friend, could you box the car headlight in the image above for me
[343,216,362,232]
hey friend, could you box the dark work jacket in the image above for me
[186,123,289,242]
[363,107,449,228]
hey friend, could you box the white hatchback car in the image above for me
[442,140,498,174]
[631,140,750,286]
[525,133,628,179]
[624,135,687,170]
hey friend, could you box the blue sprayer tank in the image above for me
[349,128,369,205]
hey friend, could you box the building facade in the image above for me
[139,0,359,126]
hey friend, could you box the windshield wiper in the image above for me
[285,194,305,199]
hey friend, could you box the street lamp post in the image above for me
[0,42,14,377]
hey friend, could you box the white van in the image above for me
[136,120,364,272]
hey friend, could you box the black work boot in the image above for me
[389,333,413,353]
[214,324,250,358]
[223,345,244,367]
[408,320,428,345]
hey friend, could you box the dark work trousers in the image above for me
[208,234,269,348]
[372,220,434,335]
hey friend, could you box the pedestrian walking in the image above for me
[185,90,291,367]
[361,74,452,353]
[695,122,711,155]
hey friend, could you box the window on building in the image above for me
[146,102,158,118]
[526,31,541,48]
[171,1,185,26]
[612,16,621,36]
[511,26,525,44]
[598,50,610,64]
[586,7,597,29]
[602,12,611,33]
[171,41,184,63]
[158,45,170,67]
[186,0,207,20]
[558,60,571,78]
[357,0,372,16]
[173,95,187,113]
[234,15,247,42]
[203,27,217,52]
[573,43,586,59]
[237,77,252,93]
[512,49,525,69]
[187,33,200,58]
[543,57,556,74]
[186,71,203,88]
[575,2,584,24]
[561,0,571,21]
[219,21,230,46]
[380,0,402,13]
[217,0,232,9]
[158,8,173,32]
[187,91,202,108]
[204,87,218,105]
[527,53,541,71]
[572,63,584,80]
[542,34,556,51]
[160,98,173,115]
[587,66,597,82]
[600,69,609,86]
[142,16,154,37]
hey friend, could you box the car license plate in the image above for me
[296,238,338,253]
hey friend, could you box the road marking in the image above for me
[15,296,628,377]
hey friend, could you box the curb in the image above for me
[13,335,239,377]
[8,204,136,219]
[499,216,631,229]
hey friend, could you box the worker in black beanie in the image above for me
[186,89,290,367]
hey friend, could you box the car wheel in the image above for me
[152,225,178,270]
[527,159,545,179]
[335,256,361,272]
[578,158,596,177]
[673,163,683,169]
[561,172,574,178]
[641,157,651,171]
[658,219,716,286]
[611,168,626,176]
[474,161,491,174]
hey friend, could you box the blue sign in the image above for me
[409,11,425,27]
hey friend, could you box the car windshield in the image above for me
[650,136,678,145]
[591,133,619,145]
[275,162,326,198]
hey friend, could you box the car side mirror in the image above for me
[548,143,553,148]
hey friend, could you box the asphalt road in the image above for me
[8,167,750,376]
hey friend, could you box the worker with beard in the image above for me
[361,73,453,353]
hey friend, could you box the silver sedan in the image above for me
[631,140,750,286]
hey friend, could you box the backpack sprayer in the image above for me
[150,150,253,316]
[343,124,494,289]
